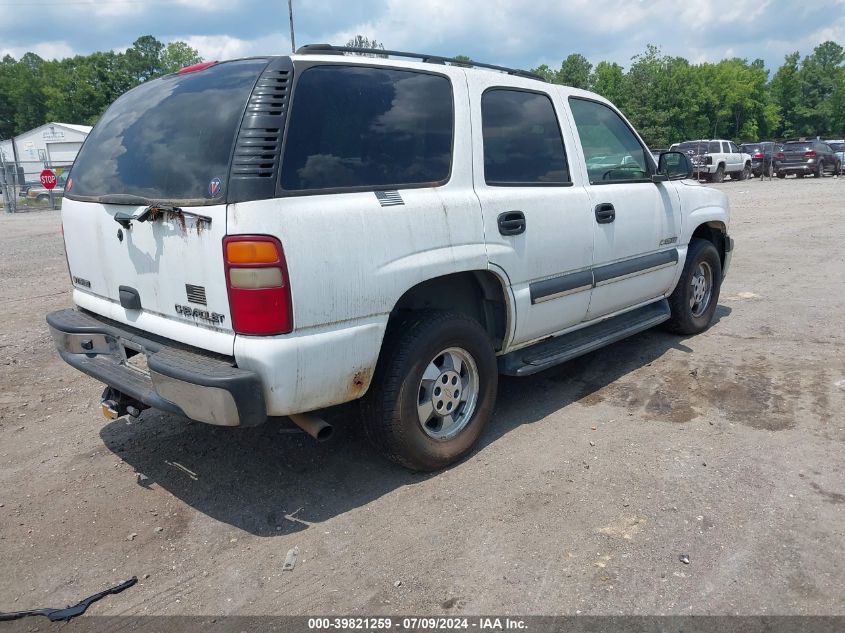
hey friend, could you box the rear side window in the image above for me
[481,89,570,185]
[708,142,721,153]
[281,66,453,192]
[68,59,268,204]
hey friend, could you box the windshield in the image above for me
[67,58,268,205]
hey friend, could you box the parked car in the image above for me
[650,148,669,163]
[47,46,732,471]
[670,139,752,182]
[740,141,782,177]
[826,141,844,175]
[26,171,67,202]
[776,140,841,178]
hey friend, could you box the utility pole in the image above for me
[288,0,296,53]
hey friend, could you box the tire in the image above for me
[712,164,725,183]
[665,238,722,335]
[815,160,824,178]
[37,194,49,203]
[764,163,772,177]
[777,172,786,179]
[361,311,498,471]
[797,173,804,179]
[739,163,751,180]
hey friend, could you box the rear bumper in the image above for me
[46,309,266,426]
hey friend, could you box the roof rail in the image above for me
[295,44,545,82]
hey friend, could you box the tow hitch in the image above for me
[101,387,147,420]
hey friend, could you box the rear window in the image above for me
[67,59,268,204]
[741,145,760,153]
[784,142,812,151]
[281,65,453,192]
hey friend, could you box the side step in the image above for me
[498,300,671,376]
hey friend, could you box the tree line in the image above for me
[1,36,843,149]
[530,42,845,147]
[0,36,202,140]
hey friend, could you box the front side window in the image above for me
[569,98,649,184]
[281,65,453,192]
[481,89,570,185]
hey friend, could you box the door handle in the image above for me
[595,203,615,224]
[498,210,526,235]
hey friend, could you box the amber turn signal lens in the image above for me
[225,241,280,264]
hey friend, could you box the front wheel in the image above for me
[665,238,722,335]
[361,311,498,471]
[741,163,752,180]
[815,161,825,178]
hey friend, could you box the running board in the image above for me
[498,300,671,376]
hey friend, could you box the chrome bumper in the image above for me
[46,309,266,427]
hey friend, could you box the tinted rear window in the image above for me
[68,59,268,204]
[482,89,569,185]
[281,65,453,192]
[784,142,812,151]
[831,143,845,152]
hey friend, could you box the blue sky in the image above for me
[1,0,844,74]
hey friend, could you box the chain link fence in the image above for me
[0,150,66,213]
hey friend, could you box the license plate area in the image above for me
[120,340,150,376]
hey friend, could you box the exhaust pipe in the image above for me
[288,413,333,442]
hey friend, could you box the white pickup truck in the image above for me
[48,46,733,470]
[671,139,752,182]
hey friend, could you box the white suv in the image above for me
[671,139,752,182]
[48,46,733,471]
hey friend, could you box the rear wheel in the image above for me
[777,172,786,179]
[665,238,722,335]
[361,311,498,471]
[815,160,825,178]
[712,164,725,183]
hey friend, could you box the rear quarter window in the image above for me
[280,65,454,192]
[67,59,268,205]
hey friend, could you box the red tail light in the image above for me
[776,151,785,159]
[177,61,218,75]
[753,152,764,159]
[223,235,292,335]
[804,150,817,158]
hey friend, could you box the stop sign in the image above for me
[40,169,57,190]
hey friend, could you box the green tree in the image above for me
[346,35,387,58]
[590,61,625,105]
[161,41,203,74]
[770,51,801,137]
[124,35,165,82]
[557,53,592,89]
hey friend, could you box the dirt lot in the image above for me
[1,178,843,617]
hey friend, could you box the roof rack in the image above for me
[295,44,545,82]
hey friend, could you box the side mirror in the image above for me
[657,151,694,180]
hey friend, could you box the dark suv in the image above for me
[740,141,781,177]
[776,140,841,178]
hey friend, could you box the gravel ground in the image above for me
[0,177,843,617]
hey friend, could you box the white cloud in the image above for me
[0,40,76,60]
[179,32,292,61]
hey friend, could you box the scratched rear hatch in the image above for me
[61,58,271,354]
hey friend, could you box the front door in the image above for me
[567,97,682,320]
[467,76,595,348]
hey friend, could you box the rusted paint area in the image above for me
[348,368,373,399]
[144,205,210,235]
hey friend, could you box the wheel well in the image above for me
[691,222,726,268]
[391,271,508,351]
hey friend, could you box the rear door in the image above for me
[466,75,595,347]
[62,59,271,354]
